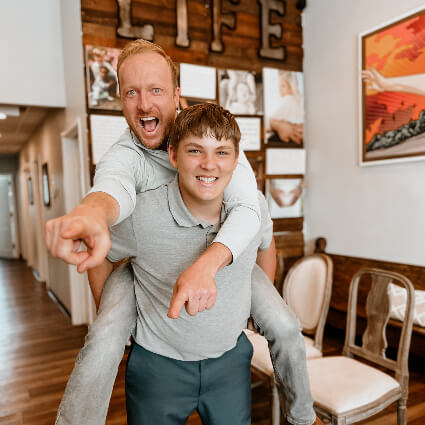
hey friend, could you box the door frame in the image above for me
[61,118,95,325]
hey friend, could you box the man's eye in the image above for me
[153,88,161,94]
[127,89,136,96]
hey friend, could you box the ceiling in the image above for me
[0,106,50,154]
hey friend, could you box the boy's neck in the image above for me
[178,185,223,225]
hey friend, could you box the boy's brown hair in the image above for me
[117,39,178,89]
[169,103,241,154]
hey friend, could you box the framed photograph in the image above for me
[27,177,34,205]
[218,69,263,115]
[85,45,121,111]
[360,7,425,166]
[42,163,51,207]
[265,177,304,219]
[179,63,216,100]
[89,114,128,164]
[235,117,262,151]
[263,68,304,147]
[265,148,306,175]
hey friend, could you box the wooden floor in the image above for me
[0,258,424,425]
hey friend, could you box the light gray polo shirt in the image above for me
[90,128,260,260]
[107,176,273,361]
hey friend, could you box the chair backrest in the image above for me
[343,268,415,394]
[282,254,333,351]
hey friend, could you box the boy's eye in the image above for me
[217,151,229,156]
[188,149,201,154]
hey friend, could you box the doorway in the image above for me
[0,174,19,258]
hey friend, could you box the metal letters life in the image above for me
[116,0,287,60]
[258,0,285,60]
[116,0,154,40]
[176,0,190,47]
[210,0,238,53]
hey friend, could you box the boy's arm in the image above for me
[256,237,276,283]
[87,258,113,310]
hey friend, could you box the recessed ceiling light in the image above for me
[0,113,7,120]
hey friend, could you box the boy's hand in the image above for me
[45,205,111,273]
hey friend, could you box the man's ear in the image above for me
[174,87,181,110]
[168,145,178,169]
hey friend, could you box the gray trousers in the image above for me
[55,264,315,425]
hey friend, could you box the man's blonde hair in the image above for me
[117,39,178,88]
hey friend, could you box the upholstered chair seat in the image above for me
[308,356,400,416]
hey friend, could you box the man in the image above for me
[49,40,320,425]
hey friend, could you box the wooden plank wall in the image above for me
[81,0,305,253]
[81,0,303,71]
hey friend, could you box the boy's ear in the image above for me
[168,145,178,169]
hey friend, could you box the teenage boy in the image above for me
[50,39,319,425]
[100,103,269,423]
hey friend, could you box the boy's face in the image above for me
[119,52,180,150]
[169,134,238,207]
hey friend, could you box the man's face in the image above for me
[119,52,180,150]
[169,134,238,209]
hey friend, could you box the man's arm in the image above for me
[167,242,231,318]
[45,192,119,273]
[87,258,114,310]
[45,131,143,272]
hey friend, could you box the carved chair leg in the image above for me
[397,398,407,425]
[271,381,280,425]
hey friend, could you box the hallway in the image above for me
[1,258,425,425]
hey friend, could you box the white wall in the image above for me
[0,0,65,107]
[303,0,425,267]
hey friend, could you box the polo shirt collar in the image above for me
[167,176,224,229]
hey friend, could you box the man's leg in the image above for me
[250,264,316,425]
[125,343,199,425]
[197,332,252,425]
[56,263,137,425]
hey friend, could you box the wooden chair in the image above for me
[307,268,415,425]
[248,253,333,425]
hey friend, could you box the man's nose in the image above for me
[137,92,152,112]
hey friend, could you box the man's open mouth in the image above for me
[140,117,159,132]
